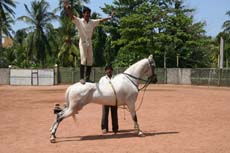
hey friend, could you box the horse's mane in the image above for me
[124,58,148,73]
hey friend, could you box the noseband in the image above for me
[122,59,157,91]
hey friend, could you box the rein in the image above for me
[122,72,152,91]
[120,72,152,113]
[121,59,156,113]
[122,58,155,91]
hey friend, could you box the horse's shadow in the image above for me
[55,129,179,143]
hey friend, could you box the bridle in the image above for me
[122,59,157,91]
[120,59,157,113]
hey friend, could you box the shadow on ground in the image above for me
[54,129,179,143]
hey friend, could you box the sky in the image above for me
[12,0,230,37]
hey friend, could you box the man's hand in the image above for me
[64,0,75,20]
[111,11,115,18]
[99,11,116,23]
[64,0,71,9]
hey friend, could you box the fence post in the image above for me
[218,68,222,86]
[31,69,39,86]
[164,68,167,84]
[54,64,58,85]
[71,68,74,84]
[8,65,12,85]
[93,68,96,82]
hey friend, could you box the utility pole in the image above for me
[176,54,179,68]
[164,51,166,68]
[219,37,224,69]
[218,37,224,86]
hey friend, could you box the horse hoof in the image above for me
[138,131,145,137]
[50,132,56,138]
[50,138,56,143]
[50,135,56,143]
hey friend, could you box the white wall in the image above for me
[10,69,54,85]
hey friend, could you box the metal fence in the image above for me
[57,67,126,84]
[191,68,230,86]
[58,67,230,87]
[1,67,230,87]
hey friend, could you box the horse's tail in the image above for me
[65,86,71,108]
[65,86,77,123]
[72,114,77,123]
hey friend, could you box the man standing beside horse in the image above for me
[100,64,119,134]
[64,0,114,84]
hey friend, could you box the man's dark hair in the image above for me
[82,6,91,14]
[105,64,113,71]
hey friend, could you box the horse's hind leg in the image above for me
[50,114,62,142]
[50,109,74,143]
[50,111,64,136]
[50,110,65,132]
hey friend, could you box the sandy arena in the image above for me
[0,84,230,153]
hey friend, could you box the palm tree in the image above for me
[223,11,230,33]
[17,0,58,67]
[58,0,90,17]
[57,16,79,67]
[1,12,14,37]
[0,0,16,53]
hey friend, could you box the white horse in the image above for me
[50,55,157,143]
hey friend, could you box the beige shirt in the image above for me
[99,75,112,84]
[72,16,100,46]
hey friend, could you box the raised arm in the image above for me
[64,0,75,20]
[99,11,115,23]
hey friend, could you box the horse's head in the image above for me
[146,55,157,84]
[123,55,157,87]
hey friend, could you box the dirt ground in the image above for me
[0,84,230,153]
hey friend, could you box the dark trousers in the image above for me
[101,105,118,132]
[80,65,92,81]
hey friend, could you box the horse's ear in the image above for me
[148,54,156,66]
[148,55,153,61]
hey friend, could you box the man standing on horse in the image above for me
[64,0,114,84]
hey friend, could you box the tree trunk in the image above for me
[0,27,2,55]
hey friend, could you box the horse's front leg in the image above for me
[127,103,144,136]
[131,112,144,136]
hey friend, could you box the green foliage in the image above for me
[0,0,16,66]
[222,10,230,68]
[2,0,226,68]
[101,0,215,68]
[17,0,58,67]
[56,15,79,67]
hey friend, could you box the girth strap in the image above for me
[109,81,118,106]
